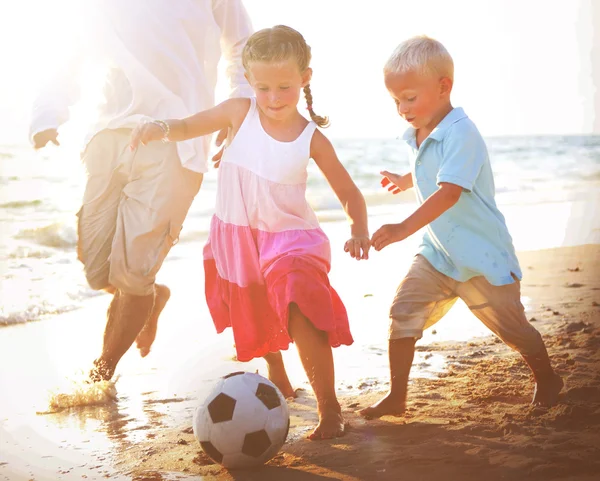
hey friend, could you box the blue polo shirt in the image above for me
[402,107,522,286]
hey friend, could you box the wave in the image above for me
[15,222,77,248]
[0,176,20,184]
[0,287,104,327]
[0,199,42,209]
[8,246,53,259]
[0,303,79,326]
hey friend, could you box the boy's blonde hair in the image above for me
[384,35,454,81]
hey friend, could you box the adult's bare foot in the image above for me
[358,392,406,420]
[308,411,346,440]
[532,373,564,407]
[89,359,114,383]
[135,284,171,358]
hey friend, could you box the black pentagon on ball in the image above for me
[207,393,236,423]
[255,382,281,410]
[241,429,271,458]
[200,441,223,464]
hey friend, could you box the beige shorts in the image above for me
[77,129,203,296]
[389,254,543,356]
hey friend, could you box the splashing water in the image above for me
[38,377,119,414]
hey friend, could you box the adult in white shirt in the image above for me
[30,0,254,382]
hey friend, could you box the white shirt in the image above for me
[29,0,254,173]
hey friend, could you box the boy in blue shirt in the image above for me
[361,36,563,419]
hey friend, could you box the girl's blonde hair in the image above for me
[242,25,329,128]
[384,35,454,82]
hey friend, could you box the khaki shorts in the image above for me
[77,129,202,296]
[389,254,543,356]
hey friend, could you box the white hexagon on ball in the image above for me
[193,371,290,469]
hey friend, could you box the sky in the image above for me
[0,0,598,145]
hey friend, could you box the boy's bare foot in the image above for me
[135,284,171,358]
[308,411,346,440]
[358,392,406,420]
[532,373,564,407]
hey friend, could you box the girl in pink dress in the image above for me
[130,25,370,440]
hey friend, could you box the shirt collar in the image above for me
[401,107,468,146]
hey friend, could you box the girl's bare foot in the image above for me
[264,351,297,399]
[272,377,297,399]
[135,284,171,357]
[267,366,297,399]
[308,410,346,440]
[358,392,406,420]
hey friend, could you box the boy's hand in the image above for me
[371,223,408,251]
[381,170,410,194]
[130,121,165,151]
[344,236,370,260]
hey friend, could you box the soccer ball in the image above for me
[192,371,290,469]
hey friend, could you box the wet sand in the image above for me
[109,244,600,481]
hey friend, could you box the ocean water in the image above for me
[1,134,599,327]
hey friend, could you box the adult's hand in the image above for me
[33,129,59,150]
[211,127,229,168]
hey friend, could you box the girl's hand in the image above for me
[380,170,411,194]
[130,121,166,151]
[344,236,370,260]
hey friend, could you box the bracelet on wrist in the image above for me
[151,119,171,141]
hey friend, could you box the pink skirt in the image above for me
[204,254,353,362]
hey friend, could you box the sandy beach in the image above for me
[111,244,600,481]
[3,240,598,481]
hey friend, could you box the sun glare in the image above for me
[0,1,84,143]
[0,0,598,144]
